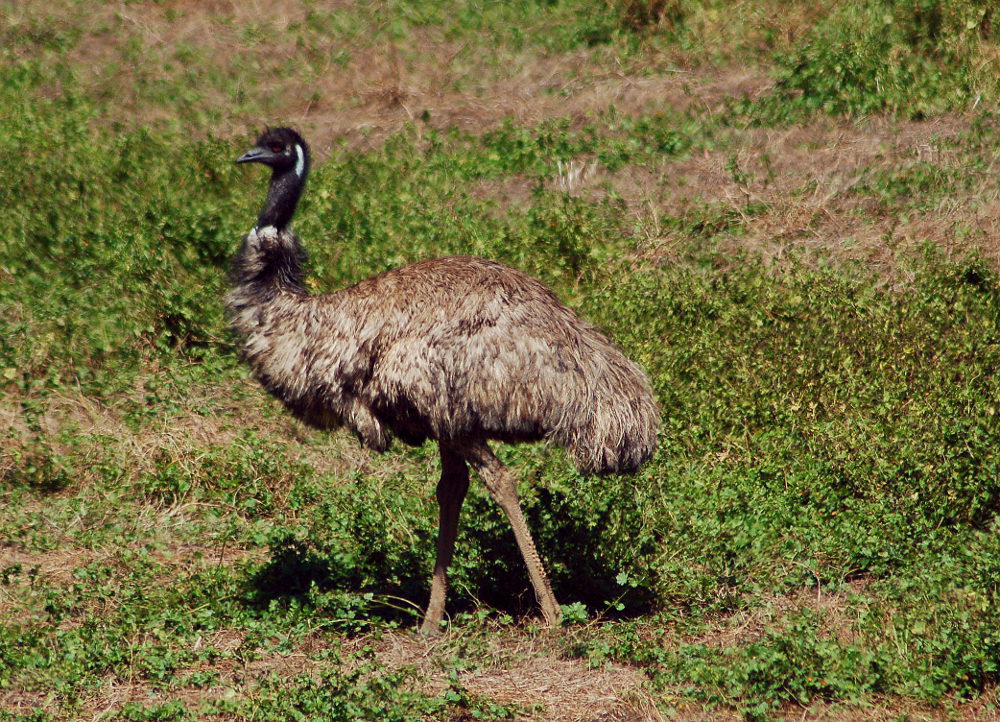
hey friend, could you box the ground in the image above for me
[3,1,1000,720]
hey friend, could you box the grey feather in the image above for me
[227,232,659,474]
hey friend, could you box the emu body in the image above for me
[228,128,659,634]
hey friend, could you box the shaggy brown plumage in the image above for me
[227,128,660,634]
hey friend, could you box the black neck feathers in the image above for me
[258,165,306,231]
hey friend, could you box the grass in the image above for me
[3,0,1000,719]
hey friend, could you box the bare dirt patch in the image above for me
[345,627,664,721]
[777,689,1000,722]
[678,116,1000,273]
[8,0,769,150]
[0,377,368,497]
[506,112,999,276]
[680,580,872,653]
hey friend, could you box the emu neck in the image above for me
[229,154,311,309]
[257,166,306,231]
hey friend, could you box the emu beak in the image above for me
[236,147,267,164]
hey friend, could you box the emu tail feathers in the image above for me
[554,354,659,477]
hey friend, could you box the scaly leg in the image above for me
[420,443,470,636]
[463,441,562,627]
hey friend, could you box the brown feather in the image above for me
[226,227,659,474]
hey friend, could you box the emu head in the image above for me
[237,127,309,178]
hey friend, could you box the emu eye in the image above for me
[269,143,284,153]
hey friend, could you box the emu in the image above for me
[227,127,659,635]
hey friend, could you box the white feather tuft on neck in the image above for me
[294,144,305,178]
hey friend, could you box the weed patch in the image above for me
[4,1,1000,718]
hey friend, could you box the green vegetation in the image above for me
[2,0,1000,719]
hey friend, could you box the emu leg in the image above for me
[464,442,562,627]
[420,444,470,636]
